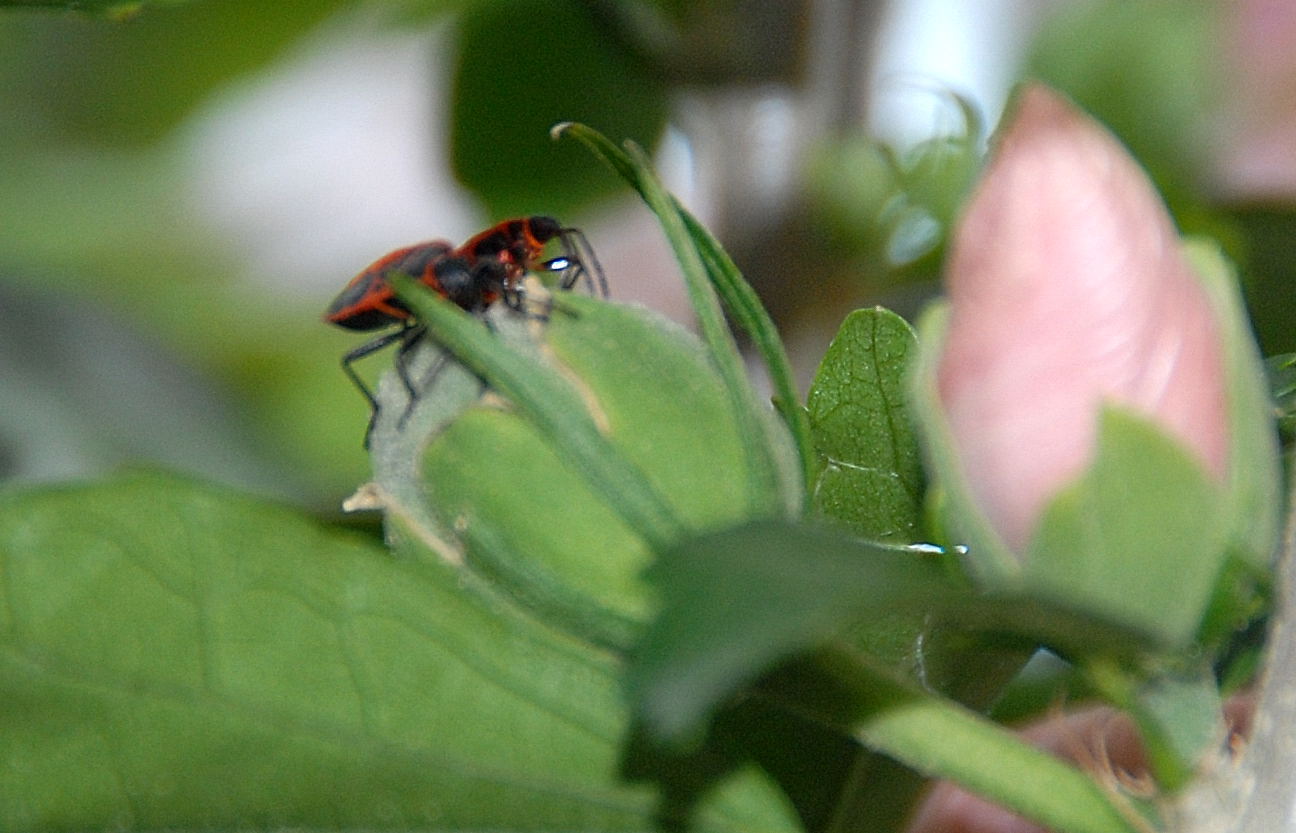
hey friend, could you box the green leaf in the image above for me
[388,279,689,554]
[628,518,1159,828]
[451,0,667,217]
[622,139,793,515]
[629,519,951,739]
[0,471,798,832]
[759,652,1145,833]
[1184,240,1283,571]
[807,307,923,540]
[1026,407,1227,647]
[557,122,816,494]
[630,516,1158,737]
[411,296,799,649]
[803,305,946,775]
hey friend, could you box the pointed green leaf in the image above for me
[807,307,923,540]
[557,122,816,493]
[618,139,791,514]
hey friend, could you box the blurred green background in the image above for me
[1,0,1292,510]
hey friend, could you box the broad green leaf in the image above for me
[371,286,797,652]
[388,281,688,553]
[807,307,923,540]
[627,517,1157,829]
[451,0,667,217]
[622,515,948,833]
[1026,407,1226,647]
[421,297,795,645]
[629,517,1147,833]
[0,471,797,832]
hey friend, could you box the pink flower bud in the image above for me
[936,85,1229,554]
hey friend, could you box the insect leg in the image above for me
[392,323,428,402]
[557,227,608,298]
[340,326,413,414]
[398,350,451,429]
[340,323,420,448]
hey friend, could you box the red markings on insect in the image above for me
[324,215,606,446]
[324,241,503,331]
[455,215,607,297]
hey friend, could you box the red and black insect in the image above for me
[456,215,608,298]
[325,240,508,420]
[325,216,605,445]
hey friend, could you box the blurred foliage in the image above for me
[1230,207,1296,356]
[0,0,673,505]
[806,95,982,290]
[0,0,185,19]
[450,0,667,218]
[800,0,1296,356]
[1023,0,1296,356]
[1,0,1294,508]
[0,0,351,146]
[584,0,811,84]
[0,0,369,503]
[1269,353,1296,444]
[1025,0,1219,219]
